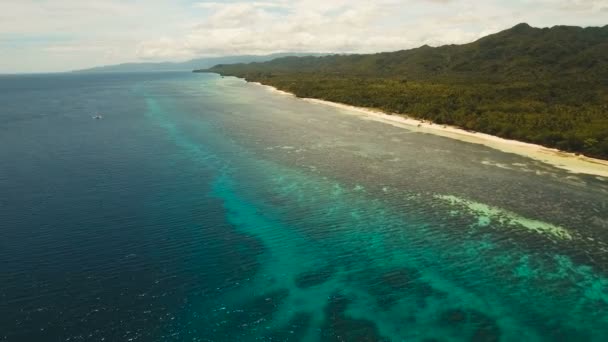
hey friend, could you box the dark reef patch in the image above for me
[381,268,421,289]
[537,321,591,342]
[294,266,334,289]
[439,308,501,342]
[440,309,467,325]
[469,311,501,342]
[364,267,445,309]
[265,311,313,342]
[320,293,389,342]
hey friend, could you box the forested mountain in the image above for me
[201,24,608,159]
[74,53,324,73]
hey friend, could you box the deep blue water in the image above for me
[1,72,607,341]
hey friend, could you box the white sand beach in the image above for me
[250,80,608,178]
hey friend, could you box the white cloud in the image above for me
[193,1,289,10]
[1,0,607,73]
[558,0,608,11]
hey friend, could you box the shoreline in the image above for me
[247,80,608,178]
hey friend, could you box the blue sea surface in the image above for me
[1,72,607,341]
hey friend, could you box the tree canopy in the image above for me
[199,23,608,159]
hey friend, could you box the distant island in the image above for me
[198,23,608,159]
[74,53,325,73]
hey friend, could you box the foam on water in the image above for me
[435,194,574,240]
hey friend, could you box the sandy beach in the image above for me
[249,80,608,178]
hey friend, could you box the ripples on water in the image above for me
[1,73,607,341]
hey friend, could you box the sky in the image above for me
[0,0,606,73]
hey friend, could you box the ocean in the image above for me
[1,72,607,341]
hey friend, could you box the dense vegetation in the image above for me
[199,23,608,159]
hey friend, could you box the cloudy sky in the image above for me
[0,0,606,73]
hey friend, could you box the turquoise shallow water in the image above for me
[1,72,607,341]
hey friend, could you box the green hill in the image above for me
[74,53,325,73]
[200,24,608,159]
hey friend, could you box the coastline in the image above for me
[248,80,608,178]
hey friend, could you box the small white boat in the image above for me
[92,114,103,120]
